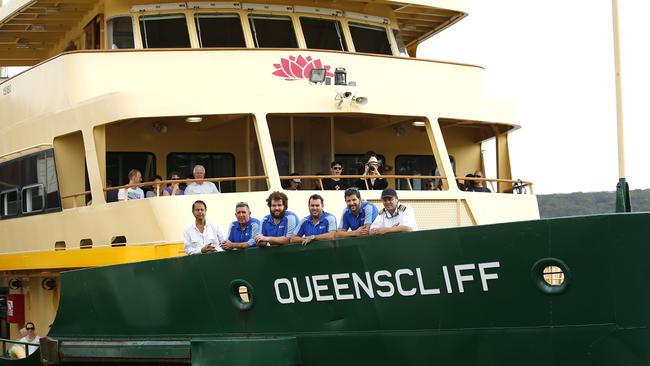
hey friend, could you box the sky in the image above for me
[420,0,650,194]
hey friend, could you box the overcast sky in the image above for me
[420,0,650,194]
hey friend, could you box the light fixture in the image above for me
[412,121,426,127]
[30,24,45,31]
[9,279,22,289]
[334,67,347,86]
[309,68,327,84]
[185,116,202,123]
[15,38,29,49]
[352,93,368,106]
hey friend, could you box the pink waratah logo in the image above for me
[272,55,335,81]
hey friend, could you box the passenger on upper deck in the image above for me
[370,188,418,235]
[117,169,145,201]
[338,188,378,238]
[469,171,491,193]
[283,173,301,190]
[183,200,226,255]
[145,175,165,197]
[164,171,184,196]
[221,202,261,250]
[184,165,220,195]
[291,194,337,245]
[254,191,299,247]
[18,322,40,356]
[355,155,388,190]
[323,161,349,191]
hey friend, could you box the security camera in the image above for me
[352,93,368,106]
[335,86,354,100]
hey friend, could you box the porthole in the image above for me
[230,279,254,311]
[531,258,570,295]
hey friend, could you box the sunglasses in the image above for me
[332,167,342,170]
[26,327,35,330]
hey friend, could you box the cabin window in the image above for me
[106,152,156,187]
[22,184,45,213]
[299,17,347,51]
[139,14,191,48]
[335,154,386,176]
[195,13,246,47]
[392,29,408,56]
[84,14,104,50]
[167,153,235,193]
[349,22,392,55]
[0,189,18,217]
[107,16,135,49]
[395,155,454,190]
[249,15,298,48]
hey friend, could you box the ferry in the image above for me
[1,0,646,364]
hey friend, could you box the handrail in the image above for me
[0,338,34,360]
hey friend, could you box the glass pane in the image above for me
[392,29,408,56]
[44,150,61,210]
[300,17,347,51]
[349,22,392,55]
[249,15,298,48]
[22,185,44,213]
[1,190,18,217]
[108,16,135,49]
[167,153,236,193]
[106,152,156,186]
[139,14,191,48]
[0,160,20,195]
[196,13,246,47]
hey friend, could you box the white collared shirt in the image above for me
[370,202,418,231]
[184,182,220,195]
[183,220,226,255]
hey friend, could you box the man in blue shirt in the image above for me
[254,191,299,246]
[221,202,261,250]
[291,194,337,245]
[338,187,378,237]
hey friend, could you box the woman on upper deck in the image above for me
[164,171,184,196]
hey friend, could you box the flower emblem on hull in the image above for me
[272,55,335,81]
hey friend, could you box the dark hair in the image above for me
[330,160,343,168]
[266,191,288,208]
[25,322,35,329]
[344,187,361,199]
[192,200,207,211]
[168,171,181,180]
[309,194,324,205]
[152,174,163,181]
[235,202,250,210]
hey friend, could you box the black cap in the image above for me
[381,188,397,198]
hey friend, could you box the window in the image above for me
[299,17,347,51]
[349,22,392,55]
[0,189,18,217]
[195,13,246,47]
[392,29,408,56]
[139,14,191,48]
[22,184,44,213]
[167,153,236,193]
[108,16,135,49]
[106,152,156,186]
[335,154,386,176]
[249,15,298,48]
[84,14,103,50]
[395,155,454,190]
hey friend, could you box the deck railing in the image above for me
[0,338,35,360]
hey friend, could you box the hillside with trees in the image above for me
[537,189,650,218]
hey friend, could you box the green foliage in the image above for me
[537,189,650,218]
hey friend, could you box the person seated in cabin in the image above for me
[461,173,475,192]
[17,322,40,356]
[283,173,301,190]
[184,165,220,195]
[164,171,184,196]
[370,188,418,235]
[423,179,436,191]
[354,154,388,190]
[468,171,491,192]
[322,160,349,191]
[183,200,226,255]
[254,191,299,247]
[106,179,119,202]
[291,194,337,245]
[145,175,165,198]
[338,187,378,238]
[117,169,145,201]
[221,202,261,250]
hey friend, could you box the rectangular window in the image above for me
[335,154,386,176]
[395,155,454,190]
[249,15,298,48]
[0,189,18,218]
[195,13,246,47]
[22,184,45,213]
[108,16,135,49]
[167,153,236,193]
[139,14,191,48]
[349,22,392,55]
[299,17,347,51]
[106,152,156,186]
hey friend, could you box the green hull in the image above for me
[33,213,650,364]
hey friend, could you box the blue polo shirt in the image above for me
[227,218,261,247]
[339,201,379,231]
[296,212,337,237]
[261,211,299,238]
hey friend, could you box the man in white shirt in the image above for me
[184,165,220,195]
[370,188,418,235]
[183,200,226,255]
[117,169,145,201]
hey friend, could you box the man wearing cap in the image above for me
[370,188,418,235]
[255,191,299,246]
[355,155,388,190]
[221,202,261,250]
[338,187,378,237]
[291,194,337,245]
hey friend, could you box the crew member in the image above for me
[370,188,418,235]
[338,187,378,237]
[221,202,261,250]
[254,191,299,246]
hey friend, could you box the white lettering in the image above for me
[332,273,354,300]
[352,272,374,299]
[478,262,500,291]
[442,266,453,293]
[292,276,313,302]
[416,268,440,295]
[312,275,334,301]
[374,270,395,297]
[395,269,417,296]
[455,264,476,293]
[274,278,295,304]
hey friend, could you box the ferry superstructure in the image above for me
[0,0,539,352]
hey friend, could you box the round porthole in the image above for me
[531,258,570,295]
[230,279,254,311]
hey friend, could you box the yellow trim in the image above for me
[0,244,185,271]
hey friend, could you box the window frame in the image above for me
[106,151,157,187]
[194,12,247,48]
[0,188,19,218]
[166,152,236,193]
[298,16,348,52]
[21,183,45,215]
[248,13,300,48]
[395,154,455,190]
[107,15,136,49]
[347,21,394,56]
[138,13,192,48]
